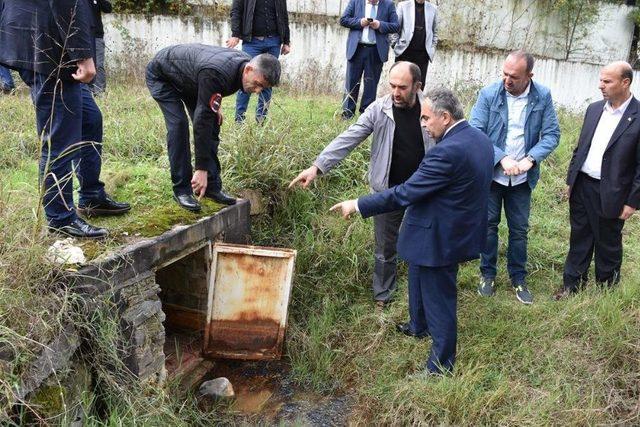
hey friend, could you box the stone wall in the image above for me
[9,201,252,420]
[117,274,167,383]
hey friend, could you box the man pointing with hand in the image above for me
[330,88,494,375]
[290,62,434,310]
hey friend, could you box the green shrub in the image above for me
[111,0,191,15]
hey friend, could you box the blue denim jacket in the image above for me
[469,80,561,189]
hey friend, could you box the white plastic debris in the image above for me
[47,238,86,265]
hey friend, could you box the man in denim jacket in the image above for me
[470,50,560,304]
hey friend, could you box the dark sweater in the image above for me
[406,1,426,53]
[389,99,424,186]
[89,0,112,38]
[251,0,279,37]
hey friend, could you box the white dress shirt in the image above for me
[361,2,378,45]
[581,94,633,180]
[494,83,530,186]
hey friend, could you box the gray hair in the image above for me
[249,53,281,87]
[508,49,535,73]
[424,88,465,121]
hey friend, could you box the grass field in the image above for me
[0,77,639,425]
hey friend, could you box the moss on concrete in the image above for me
[71,162,225,262]
[28,362,92,424]
[30,385,65,416]
[122,198,224,238]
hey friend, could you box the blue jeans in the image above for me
[0,65,15,91]
[19,70,106,227]
[480,181,532,284]
[235,36,281,122]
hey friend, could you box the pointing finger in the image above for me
[288,176,301,188]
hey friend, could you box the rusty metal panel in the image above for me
[203,243,296,360]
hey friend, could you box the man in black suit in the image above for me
[557,61,640,298]
[0,0,130,238]
[330,88,494,374]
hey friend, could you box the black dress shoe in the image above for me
[552,286,577,301]
[173,194,201,212]
[396,322,430,339]
[77,195,131,217]
[49,218,109,239]
[204,190,236,205]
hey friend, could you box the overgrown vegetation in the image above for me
[0,78,639,424]
[111,0,191,15]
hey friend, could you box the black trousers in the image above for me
[396,49,429,88]
[145,66,222,196]
[563,173,625,289]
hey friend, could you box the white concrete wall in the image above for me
[188,0,636,64]
[434,0,634,65]
[104,12,640,110]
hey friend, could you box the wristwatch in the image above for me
[526,154,536,166]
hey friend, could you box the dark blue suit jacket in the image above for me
[339,0,399,63]
[358,121,494,267]
[0,0,94,81]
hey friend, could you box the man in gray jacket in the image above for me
[289,61,434,310]
[392,0,437,88]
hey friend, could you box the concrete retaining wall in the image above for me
[104,12,640,110]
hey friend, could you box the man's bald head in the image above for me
[603,61,633,84]
[599,61,633,107]
[390,61,422,86]
[388,61,422,108]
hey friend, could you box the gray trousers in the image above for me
[91,38,107,94]
[373,208,405,302]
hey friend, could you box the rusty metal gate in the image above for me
[203,243,296,360]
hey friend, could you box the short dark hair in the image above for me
[424,88,465,121]
[622,66,633,84]
[508,49,535,73]
[250,53,281,87]
[389,61,422,85]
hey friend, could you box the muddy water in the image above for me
[203,360,351,425]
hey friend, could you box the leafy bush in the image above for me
[112,0,191,15]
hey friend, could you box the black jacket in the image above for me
[230,0,290,45]
[567,97,640,218]
[148,44,251,170]
[89,0,112,38]
[0,0,94,81]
